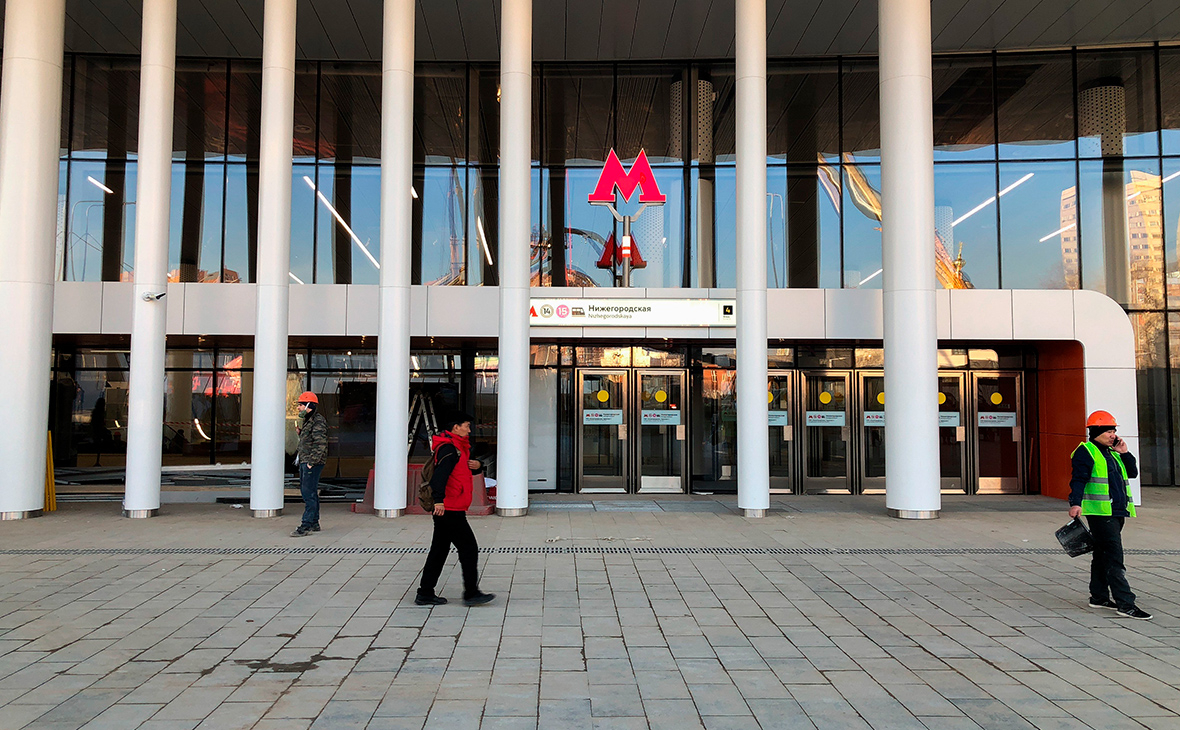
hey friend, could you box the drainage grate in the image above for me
[2,546,1180,557]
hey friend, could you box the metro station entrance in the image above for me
[560,345,1031,497]
[576,368,688,493]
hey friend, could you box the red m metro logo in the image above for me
[587,149,665,204]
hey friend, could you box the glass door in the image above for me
[801,371,851,494]
[577,369,629,493]
[636,370,686,493]
[973,372,1023,494]
[858,372,886,494]
[768,370,795,493]
[938,373,967,493]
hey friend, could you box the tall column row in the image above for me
[0,0,943,521]
[0,0,67,519]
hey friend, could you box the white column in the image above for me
[735,0,770,518]
[880,0,940,519]
[496,0,532,517]
[0,0,66,520]
[373,0,414,518]
[123,0,177,518]
[249,0,298,518]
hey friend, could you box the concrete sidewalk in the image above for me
[2,491,1179,729]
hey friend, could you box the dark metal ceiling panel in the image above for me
[596,0,635,61]
[532,0,565,61]
[564,0,603,60]
[421,1,466,62]
[964,0,1040,51]
[294,0,337,59]
[415,1,434,59]
[661,0,712,59]
[992,1,1070,49]
[1095,0,1176,45]
[766,0,822,59]
[461,0,499,61]
[793,0,853,56]
[694,1,733,60]
[39,0,1180,62]
[632,0,677,60]
[826,0,876,56]
[932,0,1003,51]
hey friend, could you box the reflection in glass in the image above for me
[1163,49,1180,155]
[768,60,839,163]
[1076,49,1158,158]
[467,167,499,286]
[224,164,259,283]
[415,64,467,163]
[167,162,225,282]
[692,367,736,488]
[933,163,1000,289]
[319,62,381,163]
[932,56,996,161]
[842,59,880,162]
[996,54,1075,159]
[543,66,615,166]
[173,60,228,160]
[1079,159,1163,308]
[310,371,377,477]
[842,163,881,288]
[289,163,316,285]
[227,61,262,162]
[616,66,679,163]
[415,166,467,285]
[70,56,140,159]
[546,167,619,287]
[1164,159,1180,309]
[310,165,382,285]
[50,369,130,468]
[1129,313,1168,486]
[64,160,138,282]
[292,63,318,160]
[998,161,1077,289]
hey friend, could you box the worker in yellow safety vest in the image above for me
[1068,410,1151,620]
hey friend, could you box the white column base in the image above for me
[1,510,43,521]
[252,508,282,518]
[375,508,405,518]
[888,509,939,520]
[122,508,159,519]
[497,507,527,518]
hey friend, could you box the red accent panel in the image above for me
[1036,341,1086,501]
[587,149,666,204]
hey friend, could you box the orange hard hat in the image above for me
[1086,410,1117,428]
[297,391,318,404]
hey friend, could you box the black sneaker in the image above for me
[310,524,321,532]
[1089,598,1118,610]
[463,592,495,607]
[414,592,447,606]
[290,525,313,537]
[1117,606,1153,620]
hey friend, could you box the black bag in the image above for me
[1055,518,1094,557]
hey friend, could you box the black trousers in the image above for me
[1087,515,1136,610]
[419,510,480,597]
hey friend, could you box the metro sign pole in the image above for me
[588,149,665,287]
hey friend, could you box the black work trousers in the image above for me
[419,510,479,597]
[1087,515,1136,610]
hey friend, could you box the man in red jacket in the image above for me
[415,413,495,607]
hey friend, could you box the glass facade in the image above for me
[48,45,1180,486]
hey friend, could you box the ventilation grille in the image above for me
[2,546,1178,557]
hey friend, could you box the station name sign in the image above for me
[530,298,735,327]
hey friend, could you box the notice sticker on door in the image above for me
[939,412,961,427]
[978,412,1016,427]
[584,410,623,425]
[863,412,885,426]
[641,410,681,426]
[768,411,791,427]
[806,411,846,426]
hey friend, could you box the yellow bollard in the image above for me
[44,432,56,512]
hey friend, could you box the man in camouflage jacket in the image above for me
[292,391,329,537]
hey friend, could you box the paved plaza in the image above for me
[3,491,1180,729]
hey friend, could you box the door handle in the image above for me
[1012,426,1021,443]
[619,424,627,441]
[784,425,793,442]
[956,426,965,442]
[841,426,849,441]
[676,424,685,441]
